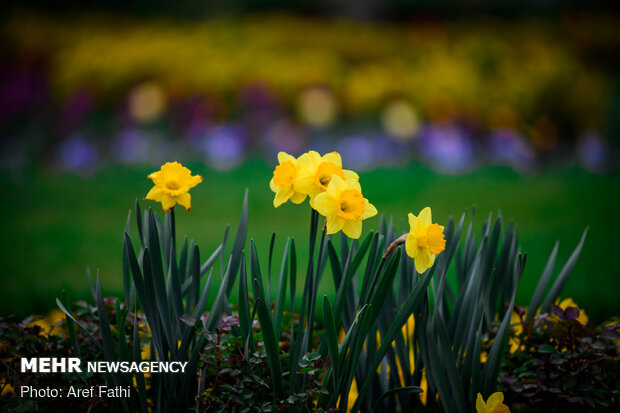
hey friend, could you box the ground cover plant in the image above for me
[2,153,618,412]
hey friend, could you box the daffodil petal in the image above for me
[161,196,176,213]
[476,393,487,413]
[274,186,294,208]
[308,187,322,199]
[342,220,362,239]
[326,215,345,234]
[322,151,342,167]
[408,213,416,230]
[294,173,315,194]
[278,152,296,164]
[176,192,192,212]
[326,174,346,196]
[145,186,166,202]
[161,161,182,177]
[418,207,432,227]
[360,200,377,219]
[290,191,307,204]
[487,392,504,408]
[187,174,203,188]
[297,150,321,171]
[346,178,362,192]
[147,170,161,182]
[405,234,418,258]
[343,169,359,181]
[312,192,337,216]
[414,249,434,274]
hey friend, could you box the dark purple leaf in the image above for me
[550,304,566,320]
[564,307,579,320]
[601,328,620,340]
[217,315,239,331]
[501,376,518,385]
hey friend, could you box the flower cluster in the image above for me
[142,155,446,272]
[270,151,376,239]
[270,151,446,272]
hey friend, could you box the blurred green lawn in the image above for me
[1,159,619,322]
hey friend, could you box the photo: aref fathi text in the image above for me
[21,385,131,398]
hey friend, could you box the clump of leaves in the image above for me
[196,316,328,412]
[0,298,124,412]
[493,305,620,412]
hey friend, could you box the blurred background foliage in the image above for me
[0,1,619,320]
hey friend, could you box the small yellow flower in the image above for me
[294,151,359,199]
[476,392,510,413]
[312,175,377,239]
[269,152,307,207]
[405,207,446,273]
[145,162,202,212]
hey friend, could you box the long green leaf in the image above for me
[370,386,423,413]
[135,198,144,247]
[481,288,517,395]
[132,311,148,413]
[225,189,249,295]
[540,228,588,314]
[323,296,340,390]
[273,239,290,339]
[351,264,433,412]
[95,275,130,413]
[55,298,102,352]
[61,291,81,359]
[238,253,253,352]
[526,241,559,319]
[254,293,284,398]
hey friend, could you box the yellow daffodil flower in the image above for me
[145,162,202,212]
[312,174,377,239]
[476,392,510,413]
[405,207,446,274]
[269,152,307,207]
[294,151,359,199]
[556,297,588,325]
